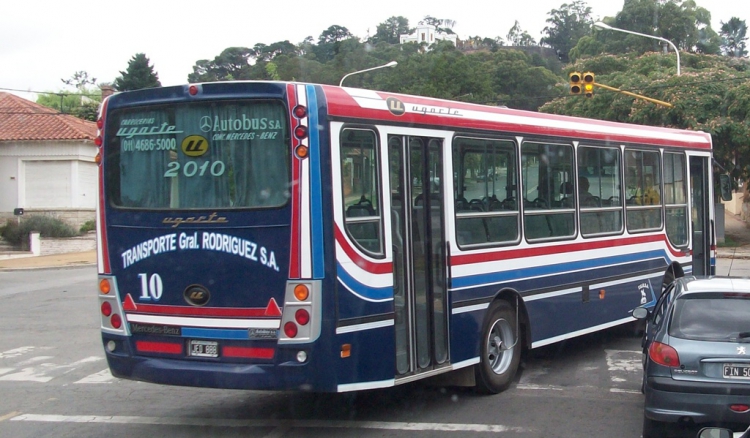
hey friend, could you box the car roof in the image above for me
[675,276,750,296]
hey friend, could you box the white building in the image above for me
[399,24,458,51]
[0,92,98,228]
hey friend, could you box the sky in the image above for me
[0,0,742,102]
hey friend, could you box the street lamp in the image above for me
[593,22,680,75]
[339,61,398,87]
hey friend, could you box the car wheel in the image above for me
[475,300,521,394]
[642,415,666,438]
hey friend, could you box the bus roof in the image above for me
[321,84,712,150]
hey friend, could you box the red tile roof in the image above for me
[0,92,97,141]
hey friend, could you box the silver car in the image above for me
[634,277,750,438]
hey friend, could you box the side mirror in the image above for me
[632,307,649,320]
[719,174,732,202]
[697,427,733,438]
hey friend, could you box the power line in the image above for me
[0,86,102,98]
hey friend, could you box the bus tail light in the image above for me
[284,322,298,338]
[278,280,321,344]
[99,275,127,336]
[110,313,122,329]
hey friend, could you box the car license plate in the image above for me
[723,364,750,379]
[188,340,219,358]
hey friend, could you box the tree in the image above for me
[720,17,749,57]
[371,16,410,44]
[316,25,355,62]
[585,0,720,56]
[540,1,593,62]
[61,71,97,90]
[113,53,161,91]
[188,47,254,82]
[420,16,457,34]
[506,21,537,46]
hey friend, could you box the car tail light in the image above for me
[649,341,680,367]
[731,404,750,413]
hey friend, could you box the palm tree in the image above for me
[720,17,748,57]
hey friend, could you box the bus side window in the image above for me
[340,128,383,256]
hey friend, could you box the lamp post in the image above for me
[339,61,398,87]
[594,22,680,75]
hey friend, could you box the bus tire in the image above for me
[475,300,521,394]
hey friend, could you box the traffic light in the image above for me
[582,71,595,97]
[569,72,582,95]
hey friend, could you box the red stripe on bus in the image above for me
[334,225,392,275]
[135,341,182,355]
[98,97,111,274]
[451,234,687,266]
[222,346,275,359]
[126,302,275,318]
[288,83,301,279]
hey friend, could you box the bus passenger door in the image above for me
[689,155,712,275]
[388,134,449,377]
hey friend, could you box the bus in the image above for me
[96,81,715,393]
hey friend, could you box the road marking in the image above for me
[516,384,565,391]
[610,388,641,395]
[0,356,103,383]
[11,414,531,433]
[0,346,34,359]
[0,411,21,422]
[605,349,641,373]
[75,369,114,384]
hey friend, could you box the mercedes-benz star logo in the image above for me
[199,116,212,132]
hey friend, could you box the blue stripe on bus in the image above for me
[451,249,668,289]
[336,262,393,301]
[307,85,325,280]
[182,327,250,340]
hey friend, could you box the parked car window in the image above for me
[670,293,750,341]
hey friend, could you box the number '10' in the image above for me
[138,273,163,301]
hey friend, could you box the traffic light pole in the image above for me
[594,82,672,108]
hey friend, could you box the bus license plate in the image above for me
[188,340,219,358]
[723,364,750,379]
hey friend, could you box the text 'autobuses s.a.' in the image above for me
[96,81,715,393]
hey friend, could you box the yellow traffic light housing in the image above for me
[569,72,582,95]
[582,71,595,97]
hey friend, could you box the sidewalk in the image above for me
[719,209,750,259]
[0,250,96,270]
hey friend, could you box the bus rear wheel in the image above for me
[475,300,521,394]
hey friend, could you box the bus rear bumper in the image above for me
[103,338,320,391]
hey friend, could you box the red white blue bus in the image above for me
[96,81,715,393]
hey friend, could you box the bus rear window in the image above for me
[105,100,290,209]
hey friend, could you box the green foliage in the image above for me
[1,216,78,247]
[36,89,101,121]
[371,16,410,45]
[573,0,723,58]
[721,17,749,57]
[541,0,593,62]
[79,220,96,234]
[114,53,162,91]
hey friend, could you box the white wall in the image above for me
[0,140,97,213]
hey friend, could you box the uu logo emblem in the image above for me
[181,135,209,157]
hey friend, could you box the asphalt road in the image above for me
[1,262,749,437]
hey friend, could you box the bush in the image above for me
[79,220,96,234]
[1,216,78,246]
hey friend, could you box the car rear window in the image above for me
[670,293,750,341]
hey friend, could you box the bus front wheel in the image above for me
[475,300,521,394]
